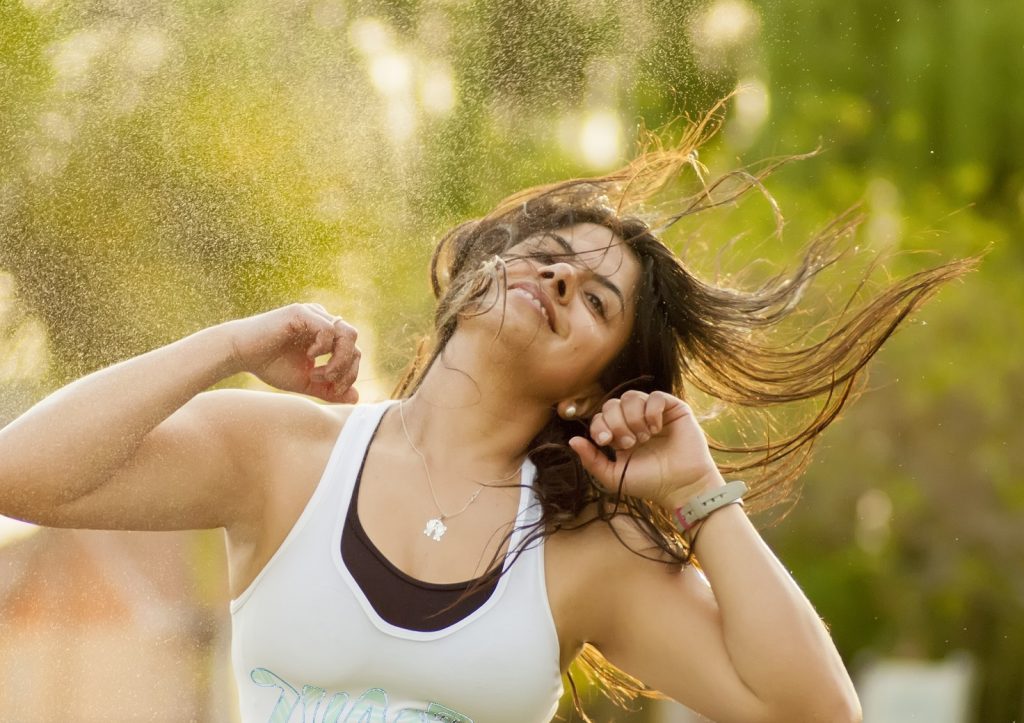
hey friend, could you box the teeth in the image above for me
[512,288,549,321]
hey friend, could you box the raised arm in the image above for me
[569,391,862,723]
[0,303,360,532]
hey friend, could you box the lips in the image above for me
[508,282,557,333]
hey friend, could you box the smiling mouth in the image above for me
[508,285,555,332]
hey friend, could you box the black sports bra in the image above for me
[340,424,501,632]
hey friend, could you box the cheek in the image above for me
[565,326,625,377]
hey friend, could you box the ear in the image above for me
[556,383,606,420]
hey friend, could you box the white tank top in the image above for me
[229,399,564,723]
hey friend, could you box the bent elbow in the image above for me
[766,690,862,723]
[838,696,863,723]
[806,690,862,723]
[830,676,863,723]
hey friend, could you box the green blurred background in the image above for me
[1,0,1021,721]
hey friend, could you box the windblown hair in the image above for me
[393,98,978,718]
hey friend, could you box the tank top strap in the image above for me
[328,398,398,505]
[342,399,397,450]
[229,399,396,613]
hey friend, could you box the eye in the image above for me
[585,291,606,317]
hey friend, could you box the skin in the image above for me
[0,223,861,722]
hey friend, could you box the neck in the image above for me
[399,332,554,478]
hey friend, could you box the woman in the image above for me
[0,110,973,722]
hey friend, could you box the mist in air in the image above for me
[2,1,1022,721]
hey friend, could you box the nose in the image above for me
[539,262,579,304]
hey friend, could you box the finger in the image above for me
[304,378,340,402]
[645,392,669,435]
[661,396,693,426]
[589,412,612,447]
[330,346,361,391]
[618,391,652,442]
[308,317,355,369]
[337,385,359,404]
[312,342,360,383]
[308,380,359,404]
[304,302,335,322]
[568,436,615,489]
[597,400,638,449]
[299,304,350,351]
[291,304,332,339]
[306,325,336,360]
[325,320,359,379]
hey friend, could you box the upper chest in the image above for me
[242,404,605,669]
[355,427,527,585]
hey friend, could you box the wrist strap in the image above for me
[672,480,748,532]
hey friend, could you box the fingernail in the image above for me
[638,433,650,444]
[621,436,635,448]
[597,431,611,444]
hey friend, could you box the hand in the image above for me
[567,391,724,508]
[218,303,361,403]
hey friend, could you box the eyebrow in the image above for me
[541,232,626,315]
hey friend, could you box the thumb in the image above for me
[305,380,359,404]
[568,436,615,489]
[338,385,359,404]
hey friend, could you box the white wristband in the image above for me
[672,480,748,532]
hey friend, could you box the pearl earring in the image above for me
[564,404,577,419]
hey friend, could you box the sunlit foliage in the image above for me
[1,0,1021,720]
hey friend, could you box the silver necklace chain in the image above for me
[398,399,522,542]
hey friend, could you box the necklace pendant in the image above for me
[424,518,447,542]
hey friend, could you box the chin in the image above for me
[457,312,549,362]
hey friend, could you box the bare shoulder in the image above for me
[211,387,355,524]
[202,387,352,443]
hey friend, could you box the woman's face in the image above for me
[479,222,640,401]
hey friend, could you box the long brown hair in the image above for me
[393,98,979,717]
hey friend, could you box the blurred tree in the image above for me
[1,0,1021,720]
